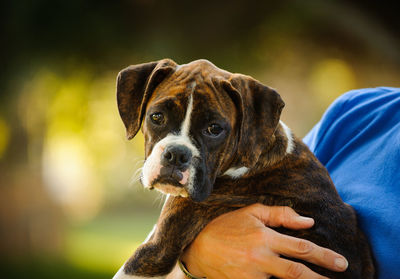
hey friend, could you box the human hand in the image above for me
[179,204,348,279]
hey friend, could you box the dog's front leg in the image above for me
[114,196,210,279]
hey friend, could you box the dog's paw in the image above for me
[116,242,178,278]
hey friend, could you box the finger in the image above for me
[261,255,329,279]
[248,204,314,229]
[267,229,348,272]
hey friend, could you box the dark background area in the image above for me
[0,0,399,278]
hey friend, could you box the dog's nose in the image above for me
[161,145,192,169]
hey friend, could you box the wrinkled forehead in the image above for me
[148,67,235,121]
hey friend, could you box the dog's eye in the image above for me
[205,123,223,137]
[150,112,165,125]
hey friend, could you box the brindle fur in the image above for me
[117,59,375,278]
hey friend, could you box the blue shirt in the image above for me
[303,87,400,279]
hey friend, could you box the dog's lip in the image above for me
[152,176,184,188]
[160,167,183,181]
[150,172,190,198]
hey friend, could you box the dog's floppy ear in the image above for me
[116,59,177,139]
[221,74,285,167]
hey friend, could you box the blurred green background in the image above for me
[0,0,399,278]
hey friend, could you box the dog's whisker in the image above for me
[131,158,145,168]
[153,191,166,208]
[129,167,143,186]
[126,157,145,187]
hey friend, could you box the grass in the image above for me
[65,211,159,274]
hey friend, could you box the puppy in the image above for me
[113,59,375,279]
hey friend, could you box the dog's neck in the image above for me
[206,122,304,204]
[223,121,295,179]
[257,120,295,168]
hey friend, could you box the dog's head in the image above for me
[116,59,284,202]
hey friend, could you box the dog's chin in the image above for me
[147,177,213,202]
[142,164,213,201]
[154,183,189,197]
[150,176,189,198]
[153,186,210,201]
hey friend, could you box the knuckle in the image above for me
[286,262,305,279]
[296,239,313,256]
[280,206,293,223]
[253,229,267,242]
[250,203,265,211]
[247,203,271,219]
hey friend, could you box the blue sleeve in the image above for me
[303,87,400,279]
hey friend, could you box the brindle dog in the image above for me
[114,59,375,279]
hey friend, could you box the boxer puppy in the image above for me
[113,59,375,279]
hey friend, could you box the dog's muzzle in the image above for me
[158,145,192,184]
[161,145,192,171]
[145,144,193,197]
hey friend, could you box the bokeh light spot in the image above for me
[0,117,10,158]
[309,58,357,108]
[42,135,103,222]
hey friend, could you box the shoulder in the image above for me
[303,87,400,164]
[337,87,400,112]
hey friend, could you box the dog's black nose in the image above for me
[161,145,192,169]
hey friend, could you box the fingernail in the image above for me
[335,258,348,270]
[298,216,314,224]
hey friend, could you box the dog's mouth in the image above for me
[160,167,186,182]
[149,166,190,197]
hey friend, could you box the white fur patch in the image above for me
[223,166,249,178]
[141,146,164,188]
[279,121,294,154]
[186,165,196,196]
[180,92,194,136]
[141,133,200,189]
